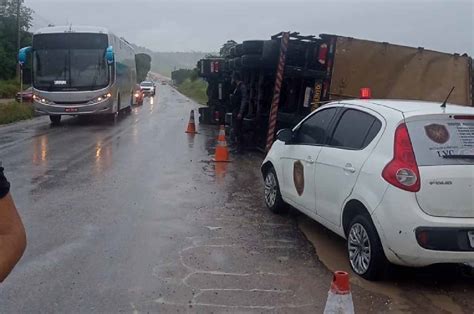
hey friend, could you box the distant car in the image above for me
[262,95,474,280]
[161,81,167,85]
[15,87,33,103]
[134,85,144,106]
[140,81,155,96]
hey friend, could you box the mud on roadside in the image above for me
[298,215,474,313]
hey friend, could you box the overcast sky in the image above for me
[26,0,473,54]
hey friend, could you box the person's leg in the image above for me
[235,118,244,153]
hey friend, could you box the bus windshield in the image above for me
[33,33,109,91]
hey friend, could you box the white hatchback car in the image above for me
[262,99,474,280]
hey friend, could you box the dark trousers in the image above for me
[233,116,244,152]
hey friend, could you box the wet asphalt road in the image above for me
[0,85,392,313]
[1,84,470,313]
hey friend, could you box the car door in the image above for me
[314,108,383,226]
[279,107,340,214]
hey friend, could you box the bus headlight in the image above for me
[90,93,112,104]
[33,95,53,105]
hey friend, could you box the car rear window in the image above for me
[406,116,474,166]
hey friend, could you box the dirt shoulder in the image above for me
[298,215,474,313]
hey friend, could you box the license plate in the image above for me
[65,108,78,112]
[468,231,474,248]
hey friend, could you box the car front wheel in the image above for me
[264,167,287,214]
[347,214,388,280]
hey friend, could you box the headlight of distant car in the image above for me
[32,94,54,105]
[89,93,112,104]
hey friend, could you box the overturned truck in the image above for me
[198,32,473,151]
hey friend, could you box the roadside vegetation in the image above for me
[0,1,34,99]
[0,80,20,98]
[177,78,208,105]
[172,68,208,105]
[0,101,34,125]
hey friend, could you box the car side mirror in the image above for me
[276,128,293,144]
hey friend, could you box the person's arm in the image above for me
[238,84,249,119]
[0,167,26,282]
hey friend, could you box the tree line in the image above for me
[0,0,33,81]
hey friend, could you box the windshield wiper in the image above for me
[443,155,474,159]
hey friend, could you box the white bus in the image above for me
[19,25,137,124]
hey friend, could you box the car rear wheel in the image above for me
[49,115,61,125]
[347,214,388,280]
[264,167,288,214]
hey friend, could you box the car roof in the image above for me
[337,99,474,118]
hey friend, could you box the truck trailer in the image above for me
[197,32,473,151]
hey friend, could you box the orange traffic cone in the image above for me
[217,125,226,142]
[213,125,230,162]
[323,271,354,314]
[185,110,198,134]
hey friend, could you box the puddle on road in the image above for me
[298,215,469,313]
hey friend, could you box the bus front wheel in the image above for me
[107,112,118,123]
[50,115,61,125]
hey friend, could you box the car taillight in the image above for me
[382,123,420,192]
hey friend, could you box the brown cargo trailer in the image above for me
[323,34,472,106]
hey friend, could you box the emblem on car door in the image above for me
[424,124,450,144]
[293,160,305,196]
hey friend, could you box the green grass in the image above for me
[177,78,208,105]
[0,101,35,125]
[0,80,20,98]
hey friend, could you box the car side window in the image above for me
[295,108,338,145]
[329,109,381,150]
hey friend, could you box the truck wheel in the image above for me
[286,41,308,67]
[263,167,288,214]
[49,115,61,125]
[242,40,264,54]
[228,59,236,70]
[235,44,243,57]
[262,40,279,68]
[241,54,263,68]
[229,46,236,58]
[347,214,388,281]
[233,57,242,69]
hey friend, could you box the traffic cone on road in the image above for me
[217,125,226,142]
[323,271,355,314]
[213,125,230,162]
[185,110,198,134]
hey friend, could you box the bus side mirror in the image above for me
[18,46,32,65]
[106,46,114,65]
